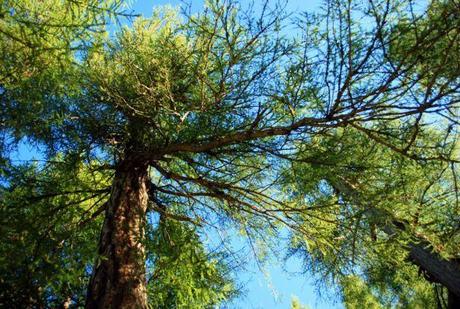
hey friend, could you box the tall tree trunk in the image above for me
[408,244,460,298]
[85,159,149,309]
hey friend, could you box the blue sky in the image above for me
[125,1,343,308]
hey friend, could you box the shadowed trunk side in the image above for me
[408,243,460,300]
[86,159,149,309]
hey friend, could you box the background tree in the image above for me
[283,126,458,307]
[0,159,108,308]
[281,0,460,306]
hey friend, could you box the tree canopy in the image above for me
[0,0,459,308]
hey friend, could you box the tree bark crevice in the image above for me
[86,158,149,309]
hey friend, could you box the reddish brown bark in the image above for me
[85,159,149,309]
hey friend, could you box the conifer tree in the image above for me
[0,0,458,308]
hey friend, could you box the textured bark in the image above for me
[408,244,460,298]
[85,159,149,309]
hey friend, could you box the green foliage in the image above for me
[0,0,126,165]
[389,0,460,82]
[83,2,291,153]
[341,272,437,309]
[0,0,459,307]
[290,296,310,309]
[0,158,110,307]
[341,276,382,309]
[147,219,237,308]
[0,0,123,82]
[283,126,457,307]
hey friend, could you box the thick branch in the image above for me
[408,243,460,297]
[147,116,334,159]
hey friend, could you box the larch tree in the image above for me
[282,0,460,307]
[0,159,237,307]
[0,0,459,308]
[284,126,459,307]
